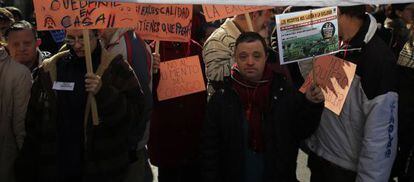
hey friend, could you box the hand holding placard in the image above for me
[300,55,356,115]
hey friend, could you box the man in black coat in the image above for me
[16,29,146,182]
[201,32,324,182]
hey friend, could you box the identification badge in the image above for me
[53,81,75,91]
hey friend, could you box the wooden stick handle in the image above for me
[83,30,99,126]
[312,56,318,86]
[245,13,254,32]
[154,41,160,74]
[155,40,160,54]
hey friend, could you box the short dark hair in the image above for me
[5,7,22,21]
[5,20,37,40]
[235,32,268,54]
[339,5,366,20]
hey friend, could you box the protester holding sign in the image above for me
[148,40,206,182]
[305,6,399,182]
[201,32,324,182]
[16,29,146,182]
[203,9,272,98]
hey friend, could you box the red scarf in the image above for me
[231,64,273,153]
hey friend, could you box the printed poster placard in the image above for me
[299,55,357,115]
[157,56,206,101]
[33,0,192,42]
[275,7,339,64]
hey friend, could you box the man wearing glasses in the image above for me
[16,29,147,182]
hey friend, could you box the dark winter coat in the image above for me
[148,40,206,168]
[201,72,323,182]
[395,39,414,181]
[15,47,145,182]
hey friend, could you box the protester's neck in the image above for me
[19,51,38,69]
[23,59,35,70]
[343,18,364,42]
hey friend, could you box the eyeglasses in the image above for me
[64,36,84,46]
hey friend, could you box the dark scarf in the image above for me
[231,64,273,153]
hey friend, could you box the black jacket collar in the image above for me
[337,14,378,62]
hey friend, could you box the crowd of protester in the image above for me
[0,3,413,182]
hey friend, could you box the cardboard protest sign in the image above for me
[157,56,206,101]
[134,4,192,42]
[275,7,339,64]
[202,5,272,22]
[104,0,412,7]
[299,55,356,115]
[33,0,192,42]
[34,0,137,30]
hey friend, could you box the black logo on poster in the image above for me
[321,22,335,39]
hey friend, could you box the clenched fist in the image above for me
[85,73,102,95]
[305,84,324,104]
